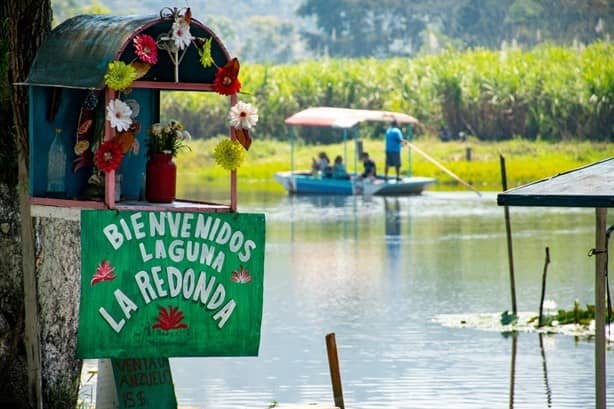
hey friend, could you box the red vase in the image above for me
[146,152,176,203]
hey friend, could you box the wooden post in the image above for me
[538,247,551,327]
[500,154,517,316]
[595,208,607,409]
[325,333,344,409]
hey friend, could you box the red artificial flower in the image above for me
[152,306,188,331]
[95,139,123,173]
[213,58,241,96]
[133,34,158,64]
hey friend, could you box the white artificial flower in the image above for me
[172,18,193,50]
[106,99,133,132]
[151,123,163,135]
[229,101,259,130]
[180,130,192,140]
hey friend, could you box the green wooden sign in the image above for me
[77,210,265,358]
[112,358,177,409]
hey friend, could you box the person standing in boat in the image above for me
[384,119,407,181]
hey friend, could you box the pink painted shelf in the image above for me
[30,197,232,213]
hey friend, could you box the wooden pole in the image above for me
[538,247,551,327]
[407,142,481,196]
[325,333,344,409]
[500,155,518,316]
[595,208,607,409]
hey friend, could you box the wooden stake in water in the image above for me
[538,247,551,327]
[325,333,345,409]
[500,154,518,315]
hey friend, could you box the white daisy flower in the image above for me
[229,101,259,130]
[172,18,193,50]
[106,99,133,132]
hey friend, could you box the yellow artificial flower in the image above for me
[213,139,245,170]
[104,60,137,91]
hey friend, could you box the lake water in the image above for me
[153,192,614,407]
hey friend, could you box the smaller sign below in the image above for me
[112,357,177,409]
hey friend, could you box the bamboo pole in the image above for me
[500,155,518,316]
[538,247,551,327]
[407,142,480,196]
[325,333,344,409]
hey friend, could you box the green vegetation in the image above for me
[164,42,614,144]
[528,300,614,327]
[176,137,613,193]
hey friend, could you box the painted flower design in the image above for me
[104,60,137,91]
[172,17,193,50]
[152,306,188,331]
[133,34,158,64]
[213,139,245,170]
[229,101,258,130]
[95,139,123,172]
[231,266,252,284]
[213,58,241,96]
[91,260,117,286]
[106,99,133,132]
[197,37,214,68]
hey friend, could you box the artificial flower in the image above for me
[197,37,214,69]
[213,139,245,170]
[106,99,133,132]
[172,17,193,50]
[94,139,123,173]
[213,58,241,95]
[133,34,158,64]
[229,101,258,130]
[104,60,137,91]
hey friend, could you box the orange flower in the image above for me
[213,58,241,95]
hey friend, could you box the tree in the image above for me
[0,1,51,408]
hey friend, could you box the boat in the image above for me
[274,107,436,196]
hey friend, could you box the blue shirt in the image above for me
[385,126,404,152]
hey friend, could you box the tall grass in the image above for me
[163,42,613,144]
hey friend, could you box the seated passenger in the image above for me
[312,151,331,177]
[332,155,349,179]
[360,151,376,180]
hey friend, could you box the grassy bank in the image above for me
[176,138,613,193]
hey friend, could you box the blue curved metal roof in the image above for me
[26,14,230,89]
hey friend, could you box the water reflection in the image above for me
[539,333,553,407]
[508,333,554,408]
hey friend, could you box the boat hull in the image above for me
[274,171,435,196]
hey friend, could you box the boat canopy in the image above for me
[284,107,419,129]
